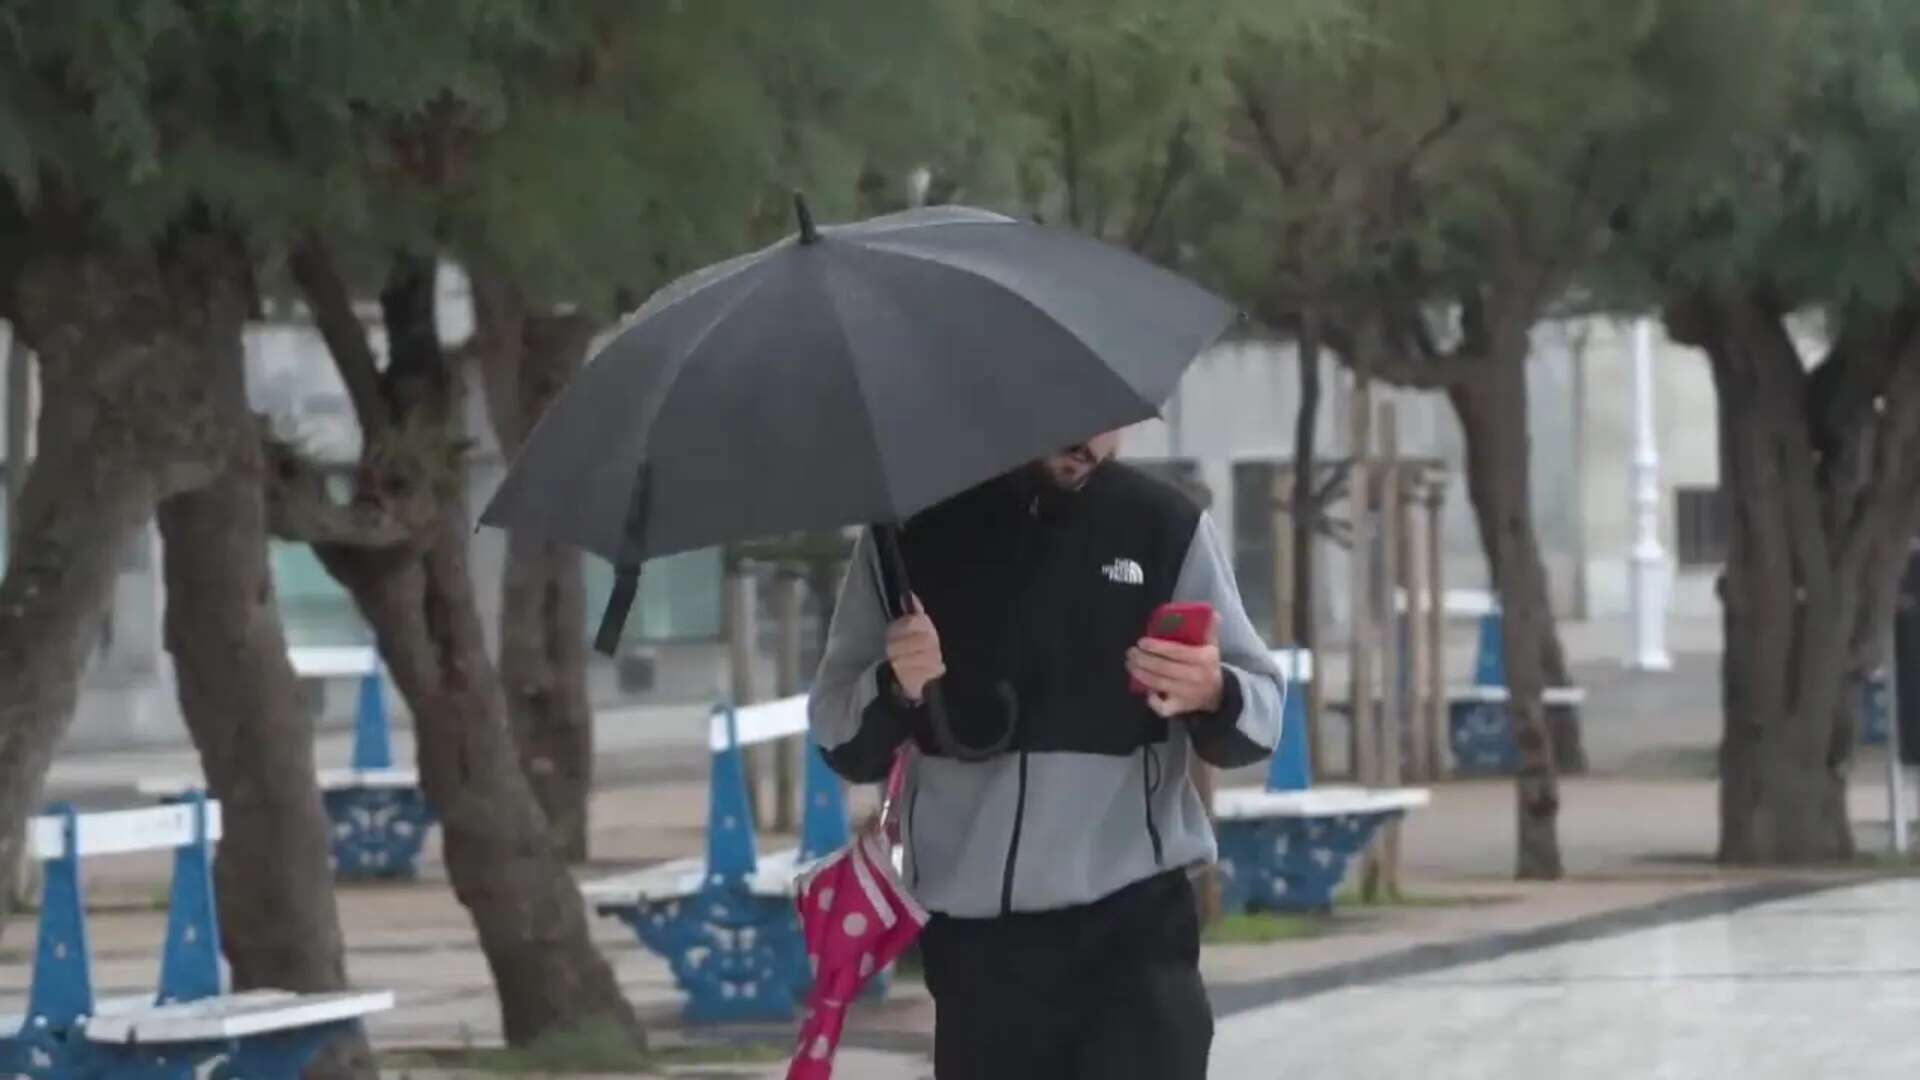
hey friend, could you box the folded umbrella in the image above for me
[479,196,1237,756]
[787,750,923,1080]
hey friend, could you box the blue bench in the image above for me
[1213,650,1431,914]
[0,796,393,1079]
[582,697,867,1024]
[1447,611,1588,775]
[140,649,437,880]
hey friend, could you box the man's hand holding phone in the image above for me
[1126,603,1225,719]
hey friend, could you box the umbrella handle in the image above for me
[870,524,1015,762]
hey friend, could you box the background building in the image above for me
[3,278,1728,749]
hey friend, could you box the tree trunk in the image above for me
[1540,611,1586,774]
[0,243,231,916]
[1700,310,1856,863]
[289,250,640,1046]
[482,304,596,863]
[321,511,640,1044]
[772,574,804,832]
[159,465,375,1080]
[1448,361,1563,880]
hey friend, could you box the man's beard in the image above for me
[1038,444,1104,491]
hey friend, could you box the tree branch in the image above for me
[1835,327,1920,575]
[1126,116,1193,254]
[1236,81,1300,189]
[289,237,390,437]
[1322,310,1485,391]
[262,439,418,548]
[467,265,529,450]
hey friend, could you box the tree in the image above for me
[0,11,377,1071]
[281,243,643,1045]
[447,0,978,854]
[1617,0,1918,862]
[1228,0,1779,878]
[269,0,979,1038]
[470,287,598,860]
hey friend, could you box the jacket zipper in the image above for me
[999,750,1030,914]
[907,783,922,888]
[1143,745,1165,865]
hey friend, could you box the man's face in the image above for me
[1038,430,1121,491]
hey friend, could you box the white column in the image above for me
[1628,317,1673,671]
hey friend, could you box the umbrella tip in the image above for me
[793,192,820,245]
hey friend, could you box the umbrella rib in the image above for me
[842,242,1163,418]
[636,260,788,444]
[554,262,789,565]
[808,266,915,523]
[605,236,790,339]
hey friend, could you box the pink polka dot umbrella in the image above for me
[787,751,925,1079]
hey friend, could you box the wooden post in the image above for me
[5,336,26,553]
[1189,762,1222,925]
[5,336,34,911]
[1406,470,1434,782]
[1271,465,1295,645]
[772,573,805,833]
[1348,376,1377,794]
[1426,478,1450,779]
[1374,402,1405,899]
[726,567,764,826]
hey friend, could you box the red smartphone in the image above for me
[1129,602,1217,695]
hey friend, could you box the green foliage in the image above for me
[1618,0,1920,316]
[447,1,984,308]
[1214,0,1793,334]
[1202,911,1326,945]
[0,1,554,244]
[0,1,981,310]
[925,0,1346,260]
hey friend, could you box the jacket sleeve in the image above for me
[808,531,918,783]
[1173,512,1288,768]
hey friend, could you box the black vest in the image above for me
[900,462,1201,758]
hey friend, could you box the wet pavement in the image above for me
[1212,877,1920,1079]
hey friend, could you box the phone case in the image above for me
[1129,602,1216,695]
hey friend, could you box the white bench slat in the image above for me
[28,803,224,859]
[0,992,151,1034]
[585,848,807,905]
[1450,685,1588,706]
[312,767,421,790]
[287,645,380,679]
[1270,648,1312,682]
[708,696,809,752]
[1213,784,1430,822]
[83,989,395,1045]
[137,768,420,800]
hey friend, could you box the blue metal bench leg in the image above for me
[323,787,435,879]
[214,1020,360,1080]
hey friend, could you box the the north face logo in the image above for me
[1101,558,1145,586]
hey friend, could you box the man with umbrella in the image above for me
[480,199,1285,1076]
[811,429,1286,1079]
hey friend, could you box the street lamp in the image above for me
[1628,316,1673,671]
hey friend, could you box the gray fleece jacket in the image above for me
[808,464,1286,918]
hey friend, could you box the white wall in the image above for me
[1123,314,1725,636]
[1126,331,1579,635]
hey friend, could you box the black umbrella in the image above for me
[480,197,1237,757]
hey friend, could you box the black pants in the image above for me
[919,870,1214,1079]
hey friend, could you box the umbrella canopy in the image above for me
[478,197,1238,654]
